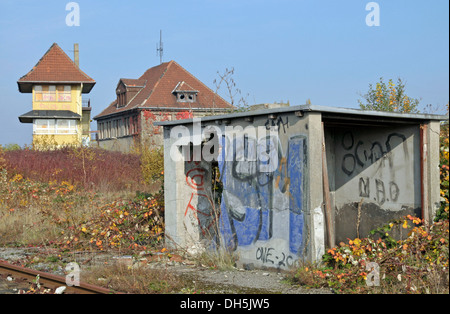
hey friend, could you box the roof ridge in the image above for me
[172,80,198,93]
[18,43,58,82]
[139,61,172,108]
[18,43,95,83]
[96,62,171,117]
[118,78,147,89]
[55,44,95,82]
[125,81,147,107]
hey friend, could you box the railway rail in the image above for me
[0,260,117,294]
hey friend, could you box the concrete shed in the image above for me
[155,105,447,269]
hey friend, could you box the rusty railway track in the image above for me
[0,260,117,294]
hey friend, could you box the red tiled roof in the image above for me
[119,79,147,88]
[17,43,96,93]
[94,61,233,119]
[172,81,198,93]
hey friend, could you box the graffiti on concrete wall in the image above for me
[184,161,217,240]
[178,118,309,268]
[217,131,308,267]
[334,126,420,243]
[338,131,409,206]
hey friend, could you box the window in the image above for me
[98,117,136,139]
[34,119,55,134]
[56,120,77,134]
[125,117,130,136]
[34,85,71,102]
[99,122,104,140]
[176,92,196,103]
[117,120,120,137]
[117,92,127,107]
[35,86,43,101]
[33,119,77,135]
[58,85,72,102]
[43,86,57,101]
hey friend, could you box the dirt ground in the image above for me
[0,247,332,294]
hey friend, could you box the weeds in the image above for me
[68,191,165,251]
[82,262,197,294]
[291,109,449,294]
[2,146,142,192]
[140,146,164,186]
[0,168,165,252]
[291,215,449,294]
[437,107,449,221]
[0,144,166,254]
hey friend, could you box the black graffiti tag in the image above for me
[255,247,296,267]
[340,132,407,176]
[342,132,405,205]
[265,116,289,133]
[359,177,400,205]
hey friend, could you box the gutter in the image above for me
[154,104,448,127]
[94,107,232,121]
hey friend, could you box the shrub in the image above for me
[358,77,420,113]
[0,145,6,170]
[292,215,449,294]
[62,190,165,251]
[140,146,164,186]
[0,167,165,251]
[2,146,143,193]
[437,105,449,221]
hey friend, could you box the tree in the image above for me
[213,67,249,112]
[358,77,420,113]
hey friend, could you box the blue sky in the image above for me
[0,0,448,146]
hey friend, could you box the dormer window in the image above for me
[172,81,198,104]
[117,90,126,108]
[115,79,146,108]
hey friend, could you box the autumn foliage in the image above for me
[2,146,142,192]
[358,77,420,113]
[292,105,449,294]
[0,145,165,252]
[437,103,449,221]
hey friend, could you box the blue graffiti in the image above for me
[218,135,272,251]
[287,136,305,255]
[218,134,306,256]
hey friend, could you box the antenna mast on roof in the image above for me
[156,30,164,64]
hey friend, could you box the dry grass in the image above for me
[0,145,164,250]
[0,191,107,247]
[291,218,449,294]
[82,263,193,294]
[2,146,144,193]
[0,206,47,245]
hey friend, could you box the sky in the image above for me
[0,0,448,147]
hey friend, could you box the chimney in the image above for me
[74,43,79,67]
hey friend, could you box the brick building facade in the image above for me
[94,61,233,152]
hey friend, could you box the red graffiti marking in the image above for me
[185,165,217,235]
[186,168,206,190]
[184,193,210,216]
[184,192,216,235]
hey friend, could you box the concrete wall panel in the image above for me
[329,125,422,243]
